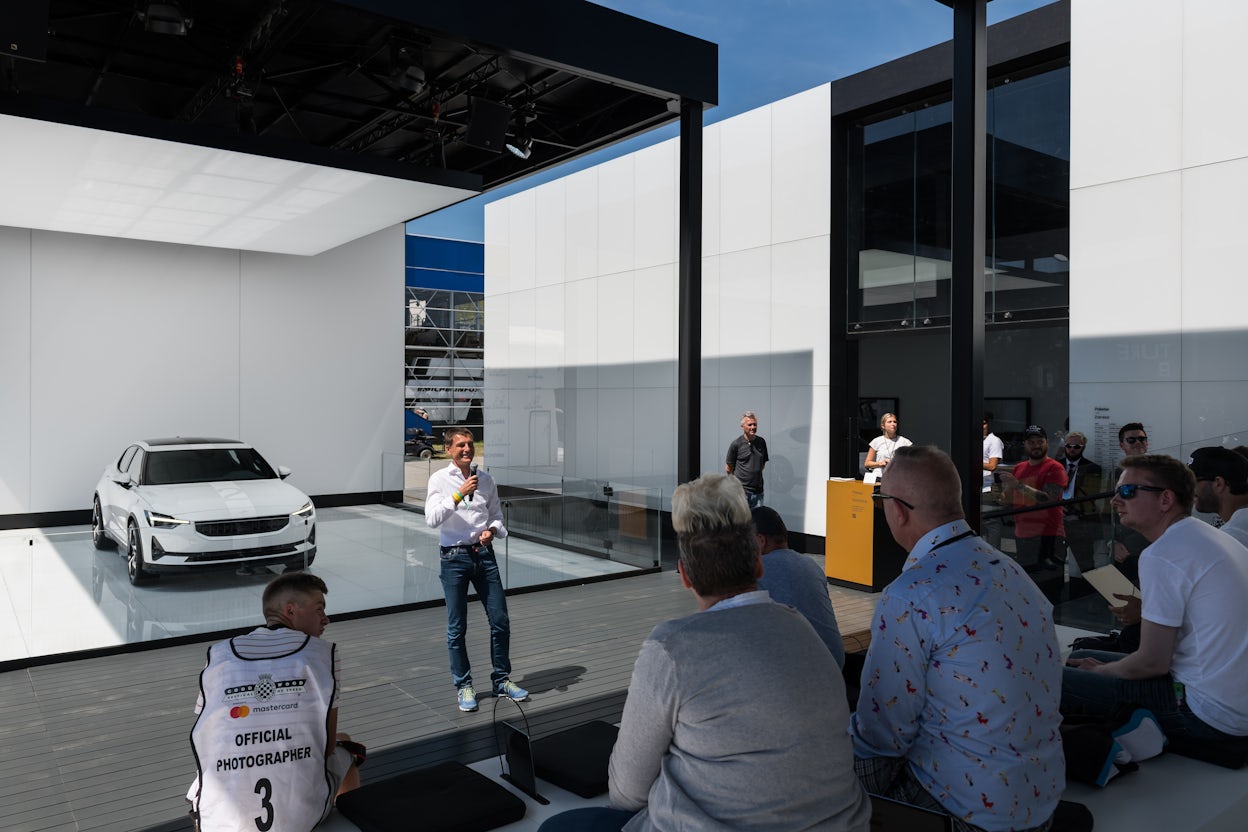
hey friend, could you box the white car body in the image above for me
[92,438,316,584]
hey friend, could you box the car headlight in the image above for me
[291,501,314,518]
[145,510,190,528]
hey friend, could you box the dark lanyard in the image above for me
[928,529,976,553]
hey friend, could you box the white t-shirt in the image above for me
[983,432,1005,491]
[1221,507,1248,550]
[1141,517,1248,736]
[868,435,911,478]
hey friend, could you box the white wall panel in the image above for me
[1181,159,1248,341]
[632,263,677,388]
[239,226,403,497]
[1181,1,1248,169]
[565,171,598,281]
[596,387,635,481]
[0,227,32,514]
[484,200,510,296]
[719,107,772,254]
[699,254,721,388]
[596,273,635,390]
[717,247,772,383]
[1069,173,1181,346]
[484,292,510,372]
[31,232,241,513]
[771,85,832,244]
[506,288,537,374]
[631,387,675,480]
[597,157,635,277]
[634,140,677,270]
[1181,381,1248,445]
[564,278,598,387]
[506,190,537,292]
[701,123,722,258]
[533,284,565,373]
[771,237,830,386]
[534,181,567,288]
[1070,0,1182,188]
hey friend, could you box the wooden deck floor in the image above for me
[4,570,878,832]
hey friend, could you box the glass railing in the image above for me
[981,433,1247,632]
[489,467,663,571]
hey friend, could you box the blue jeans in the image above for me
[745,490,764,509]
[439,544,510,690]
[537,808,636,832]
[1061,649,1235,742]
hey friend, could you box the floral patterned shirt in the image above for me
[850,520,1065,831]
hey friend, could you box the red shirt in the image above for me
[1011,457,1068,538]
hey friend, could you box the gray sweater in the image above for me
[609,598,870,832]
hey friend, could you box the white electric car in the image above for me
[92,438,316,585]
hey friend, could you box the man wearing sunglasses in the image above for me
[1063,454,1248,747]
[852,446,1063,832]
[1110,423,1153,586]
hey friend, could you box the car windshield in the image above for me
[143,448,278,485]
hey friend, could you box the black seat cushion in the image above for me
[531,721,619,797]
[1166,734,1248,769]
[336,761,526,832]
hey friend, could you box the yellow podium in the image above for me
[825,479,907,591]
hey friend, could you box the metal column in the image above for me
[949,0,988,528]
[678,98,703,486]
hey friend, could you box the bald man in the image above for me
[851,445,1063,832]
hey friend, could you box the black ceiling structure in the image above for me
[1,0,717,195]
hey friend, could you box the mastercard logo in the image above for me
[230,706,251,719]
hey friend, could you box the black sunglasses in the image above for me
[1123,436,1149,445]
[1115,483,1166,499]
[1064,443,1084,449]
[871,491,915,510]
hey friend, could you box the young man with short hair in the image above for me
[188,573,361,831]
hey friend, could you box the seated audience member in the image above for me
[188,573,361,831]
[851,446,1063,832]
[539,474,870,832]
[1190,446,1248,548]
[1062,454,1248,746]
[752,505,845,668]
[1109,423,1152,582]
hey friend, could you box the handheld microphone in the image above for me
[468,464,477,501]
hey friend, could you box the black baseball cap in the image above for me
[1023,425,1047,439]
[1188,446,1248,491]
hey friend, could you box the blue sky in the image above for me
[407,0,1055,242]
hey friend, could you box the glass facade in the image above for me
[849,65,1070,329]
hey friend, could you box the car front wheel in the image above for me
[126,519,154,585]
[92,497,115,550]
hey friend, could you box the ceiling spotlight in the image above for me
[505,132,533,160]
[141,2,193,35]
[390,43,426,95]
[506,110,536,160]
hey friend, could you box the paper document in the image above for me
[1081,565,1140,607]
[863,470,879,485]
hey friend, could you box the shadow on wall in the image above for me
[481,351,816,534]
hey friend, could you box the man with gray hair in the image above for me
[539,474,869,832]
[726,411,768,508]
[852,445,1064,832]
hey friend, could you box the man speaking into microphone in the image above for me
[426,427,528,712]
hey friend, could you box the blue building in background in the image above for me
[404,234,485,450]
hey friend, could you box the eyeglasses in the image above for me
[871,491,915,510]
[1115,483,1166,500]
[1064,443,1084,449]
[1123,436,1149,445]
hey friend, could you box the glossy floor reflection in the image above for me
[0,504,636,663]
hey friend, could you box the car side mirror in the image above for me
[115,472,135,489]
[277,465,292,480]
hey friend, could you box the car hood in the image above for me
[140,480,311,519]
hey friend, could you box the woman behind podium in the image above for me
[864,413,911,479]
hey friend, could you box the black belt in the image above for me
[440,543,490,554]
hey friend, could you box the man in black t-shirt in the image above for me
[725,411,769,509]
